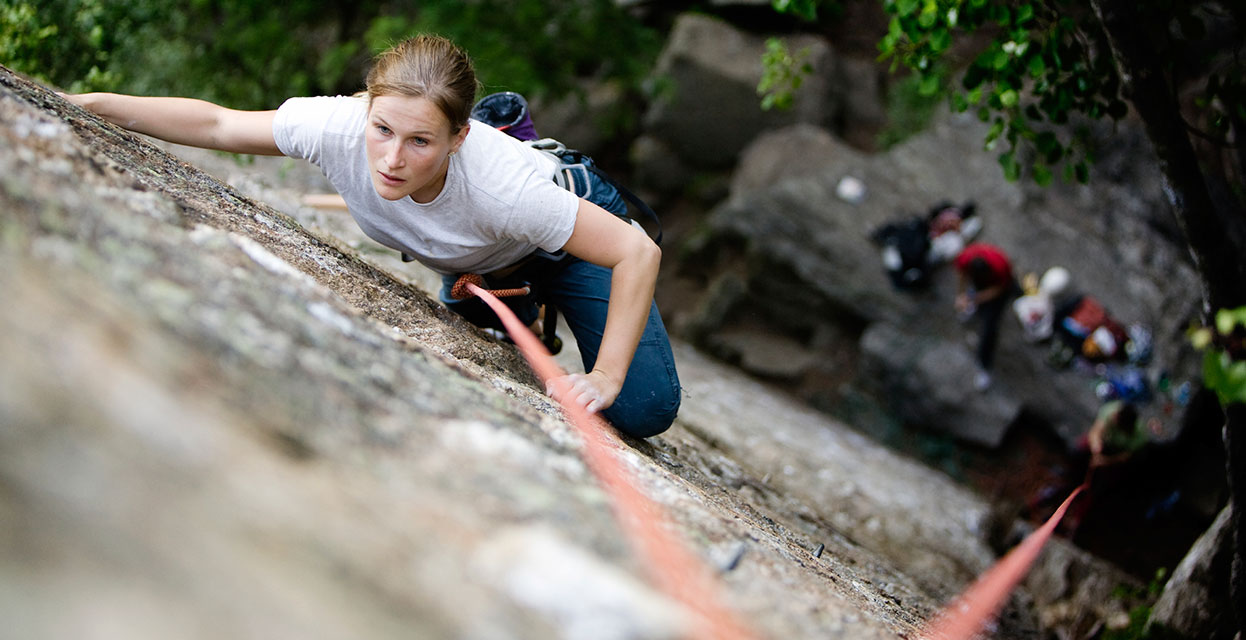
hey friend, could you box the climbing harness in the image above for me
[450,272,562,355]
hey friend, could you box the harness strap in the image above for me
[528,139,663,245]
[586,163,663,245]
[450,273,530,301]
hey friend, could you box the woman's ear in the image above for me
[452,122,471,154]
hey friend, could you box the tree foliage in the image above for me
[878,0,1243,188]
[1192,307,1246,406]
[878,0,1124,184]
[757,37,813,111]
[773,0,1244,191]
[0,0,660,112]
[0,0,127,93]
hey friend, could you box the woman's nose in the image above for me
[384,141,404,168]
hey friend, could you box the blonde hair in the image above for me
[366,34,478,132]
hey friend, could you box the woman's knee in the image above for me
[604,382,682,439]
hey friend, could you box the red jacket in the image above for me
[954,244,1013,289]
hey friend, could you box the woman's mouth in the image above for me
[378,171,405,186]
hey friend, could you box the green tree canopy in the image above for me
[1,0,660,115]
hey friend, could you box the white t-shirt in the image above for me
[272,95,580,275]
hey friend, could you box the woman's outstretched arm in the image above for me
[63,93,280,156]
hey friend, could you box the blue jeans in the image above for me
[440,256,681,438]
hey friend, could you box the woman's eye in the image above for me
[376,124,392,135]
[412,137,428,146]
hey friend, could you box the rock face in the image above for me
[1148,506,1237,640]
[0,64,1057,640]
[0,50,1161,640]
[642,13,840,171]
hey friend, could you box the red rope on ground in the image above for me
[451,273,530,300]
[467,283,758,640]
[918,484,1088,640]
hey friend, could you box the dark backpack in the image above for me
[870,216,932,289]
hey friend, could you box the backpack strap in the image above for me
[526,138,663,245]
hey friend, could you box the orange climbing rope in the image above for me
[465,281,1088,640]
[918,483,1088,640]
[466,283,758,640]
[450,273,530,300]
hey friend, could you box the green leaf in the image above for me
[999,88,1019,107]
[772,0,819,21]
[918,73,941,96]
[1028,54,1046,78]
[1016,3,1034,24]
[1046,143,1064,164]
[1203,350,1227,395]
[993,49,1010,70]
[1216,308,1241,335]
[1205,352,1246,406]
[986,119,1005,143]
[999,151,1020,181]
[1074,161,1090,183]
[1033,163,1053,186]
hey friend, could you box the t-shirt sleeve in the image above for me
[272,96,363,166]
[506,174,581,253]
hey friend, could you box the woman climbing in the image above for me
[64,34,681,438]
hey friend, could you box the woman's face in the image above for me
[365,95,468,203]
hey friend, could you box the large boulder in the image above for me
[1147,505,1236,640]
[665,108,1204,449]
[859,322,1022,446]
[641,13,839,171]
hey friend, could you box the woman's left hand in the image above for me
[546,370,621,415]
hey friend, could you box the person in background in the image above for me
[1057,398,1163,539]
[954,242,1020,391]
[1082,399,1156,469]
